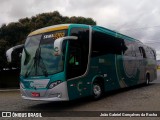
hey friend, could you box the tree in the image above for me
[0,39,8,70]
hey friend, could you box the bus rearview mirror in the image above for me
[54,36,78,56]
[6,44,24,62]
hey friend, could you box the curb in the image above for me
[0,89,19,92]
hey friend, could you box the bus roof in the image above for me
[28,24,71,36]
[28,24,91,36]
[28,24,143,45]
[92,26,143,43]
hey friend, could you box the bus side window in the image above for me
[148,48,156,60]
[123,41,135,57]
[152,50,156,60]
[69,47,81,66]
[67,27,89,79]
[91,30,126,57]
[67,45,82,79]
[139,47,142,57]
[139,47,146,58]
[134,44,142,58]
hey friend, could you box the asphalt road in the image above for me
[0,70,160,120]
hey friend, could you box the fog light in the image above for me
[57,93,61,98]
[49,93,61,98]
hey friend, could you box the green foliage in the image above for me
[0,11,96,69]
[0,39,8,70]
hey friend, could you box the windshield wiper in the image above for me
[24,47,48,78]
[34,46,48,77]
[23,47,31,65]
[24,40,48,78]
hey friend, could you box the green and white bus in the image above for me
[18,24,157,101]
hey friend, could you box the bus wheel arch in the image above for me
[92,76,105,99]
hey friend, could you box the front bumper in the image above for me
[20,81,69,101]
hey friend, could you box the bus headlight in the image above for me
[49,80,62,89]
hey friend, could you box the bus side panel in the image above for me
[67,53,148,100]
[91,55,121,91]
[116,55,141,87]
[67,53,143,100]
[67,77,93,100]
[146,58,157,82]
[67,54,122,100]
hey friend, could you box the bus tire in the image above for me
[146,74,150,85]
[92,82,103,99]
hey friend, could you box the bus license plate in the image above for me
[31,92,40,97]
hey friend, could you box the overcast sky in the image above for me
[1,0,160,59]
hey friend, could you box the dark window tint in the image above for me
[67,27,89,79]
[123,41,137,57]
[139,47,146,58]
[145,47,156,59]
[134,43,142,57]
[91,31,127,57]
[152,50,156,60]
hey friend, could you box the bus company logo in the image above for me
[77,81,83,92]
[123,59,138,78]
[43,32,65,40]
[2,112,11,117]
[30,81,34,87]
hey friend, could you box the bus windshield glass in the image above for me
[20,30,68,77]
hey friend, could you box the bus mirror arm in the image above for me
[54,36,78,56]
[6,44,24,63]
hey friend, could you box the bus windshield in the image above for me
[21,30,67,77]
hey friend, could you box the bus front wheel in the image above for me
[92,83,103,99]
